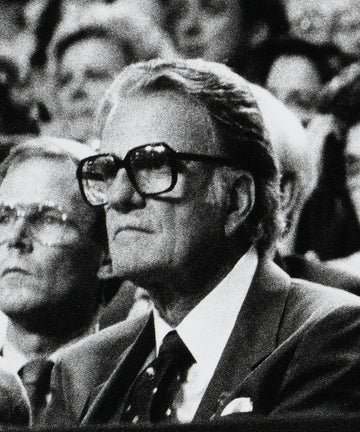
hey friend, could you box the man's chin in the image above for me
[0,279,39,299]
[111,262,164,287]
[2,303,67,332]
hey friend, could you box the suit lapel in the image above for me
[194,259,291,421]
[82,315,155,425]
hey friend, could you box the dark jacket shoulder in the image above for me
[43,314,149,427]
[280,254,360,295]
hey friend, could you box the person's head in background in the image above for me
[162,0,288,73]
[293,63,360,261]
[260,37,346,127]
[0,0,36,78]
[0,136,108,360]
[286,0,360,58]
[250,83,316,256]
[113,0,166,27]
[0,56,38,135]
[318,63,360,230]
[43,3,176,144]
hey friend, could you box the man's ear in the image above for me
[97,251,113,280]
[280,173,297,222]
[225,171,255,237]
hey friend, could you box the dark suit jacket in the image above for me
[0,364,30,427]
[43,259,360,427]
[42,316,147,426]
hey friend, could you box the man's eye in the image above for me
[44,216,61,223]
[57,73,71,88]
[39,213,65,226]
[133,154,167,170]
[85,69,112,81]
[100,160,119,178]
[0,213,11,224]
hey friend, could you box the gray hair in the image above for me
[0,136,107,247]
[96,58,282,256]
[251,84,316,246]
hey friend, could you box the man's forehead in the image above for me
[101,90,219,156]
[0,158,81,207]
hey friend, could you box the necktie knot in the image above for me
[18,358,54,422]
[158,331,193,365]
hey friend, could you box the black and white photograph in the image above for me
[0,1,360,431]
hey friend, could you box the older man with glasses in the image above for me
[44,59,360,427]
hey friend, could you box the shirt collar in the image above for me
[154,246,258,372]
[1,322,98,374]
[1,340,28,373]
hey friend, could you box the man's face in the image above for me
[0,158,102,322]
[101,91,228,283]
[56,36,126,142]
[172,0,244,62]
[266,55,321,127]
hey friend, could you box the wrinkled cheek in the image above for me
[108,233,166,276]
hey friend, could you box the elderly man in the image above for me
[0,136,111,421]
[44,59,360,427]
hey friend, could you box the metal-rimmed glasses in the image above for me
[0,202,80,247]
[77,142,239,207]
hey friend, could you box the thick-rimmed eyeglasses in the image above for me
[77,142,239,207]
[0,202,80,247]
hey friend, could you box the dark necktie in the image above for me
[18,358,54,422]
[121,330,195,424]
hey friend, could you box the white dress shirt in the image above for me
[153,246,258,422]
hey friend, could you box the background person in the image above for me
[250,37,347,127]
[285,0,360,59]
[0,136,111,421]
[162,0,288,78]
[252,83,360,291]
[41,2,176,145]
[296,63,360,271]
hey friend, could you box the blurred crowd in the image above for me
[0,0,358,270]
[1,0,360,425]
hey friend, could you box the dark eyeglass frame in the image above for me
[77,142,240,207]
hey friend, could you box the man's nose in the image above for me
[70,75,87,101]
[106,169,145,212]
[7,219,34,253]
